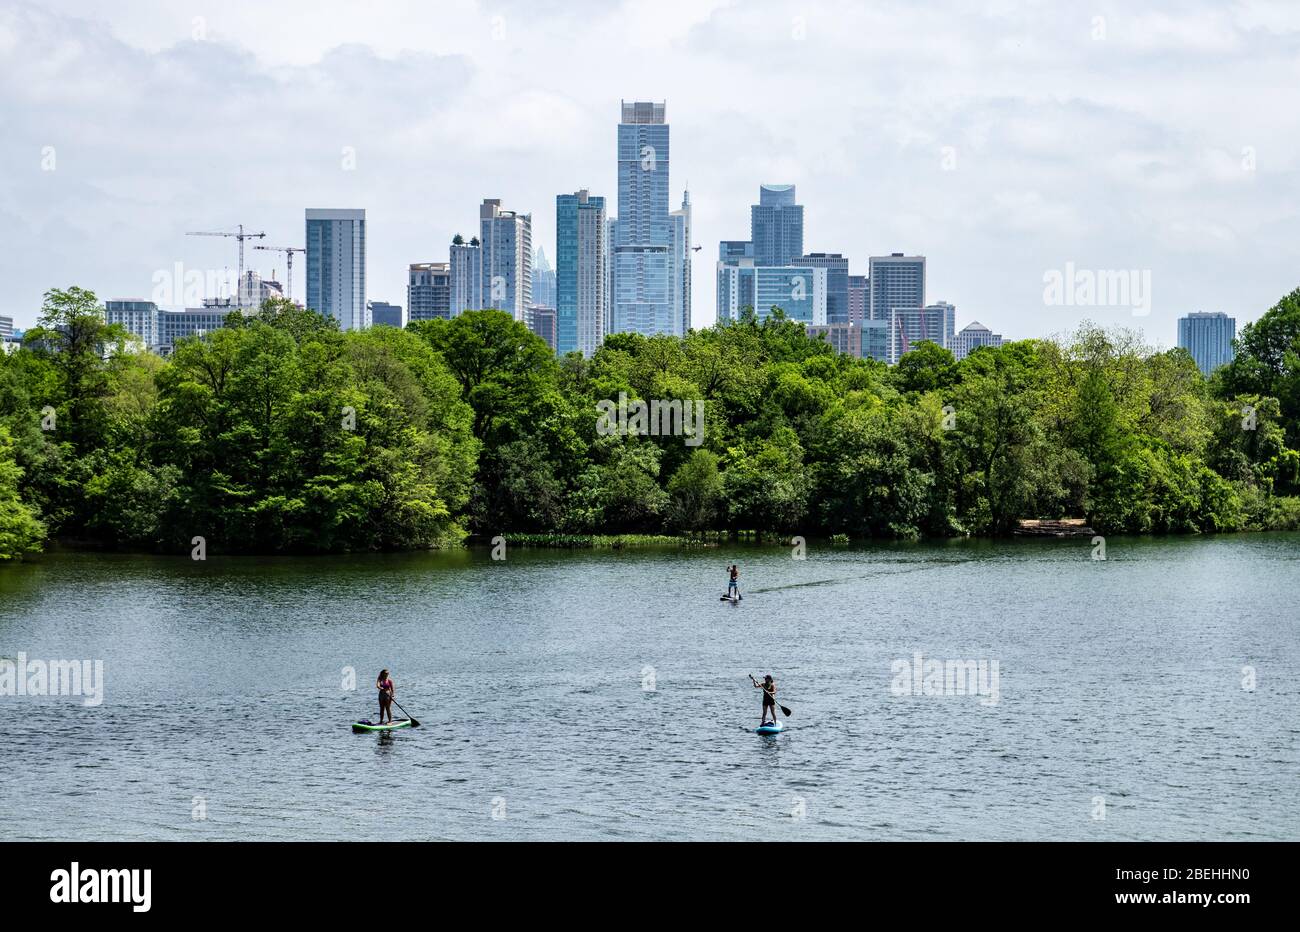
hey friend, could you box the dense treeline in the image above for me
[1,286,1298,558]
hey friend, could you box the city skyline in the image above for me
[4,1,1299,348]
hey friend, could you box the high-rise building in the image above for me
[449,239,482,317]
[238,270,284,308]
[751,184,804,267]
[717,265,826,324]
[670,189,693,334]
[104,300,159,347]
[526,304,557,351]
[305,208,367,330]
[799,253,849,324]
[479,199,532,320]
[612,100,680,336]
[1177,311,1236,376]
[408,262,451,321]
[716,260,755,323]
[869,253,925,322]
[368,301,405,328]
[888,301,955,363]
[952,322,1004,361]
[556,189,608,356]
[532,248,556,309]
[0,315,13,340]
[848,274,869,325]
[806,320,890,362]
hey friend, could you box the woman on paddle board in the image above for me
[750,673,777,726]
[727,564,740,600]
[376,669,395,724]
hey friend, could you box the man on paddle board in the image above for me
[727,564,741,600]
[376,669,395,724]
[750,673,777,726]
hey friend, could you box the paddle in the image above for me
[748,674,792,718]
[387,696,420,728]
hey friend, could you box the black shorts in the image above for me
[763,697,775,708]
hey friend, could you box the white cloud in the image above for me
[2,0,1299,342]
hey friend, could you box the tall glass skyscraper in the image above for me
[1178,311,1236,375]
[532,248,556,309]
[556,189,607,357]
[305,208,367,330]
[612,100,680,336]
[751,184,803,267]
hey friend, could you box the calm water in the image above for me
[1,534,1297,841]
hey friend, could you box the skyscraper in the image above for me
[869,253,925,322]
[670,188,693,334]
[612,100,679,336]
[848,274,869,325]
[1178,312,1236,376]
[305,208,367,330]
[408,262,451,321]
[532,248,556,309]
[479,199,532,321]
[449,238,482,317]
[751,184,803,267]
[556,189,607,356]
[799,253,849,324]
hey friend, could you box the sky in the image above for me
[2,0,1299,345]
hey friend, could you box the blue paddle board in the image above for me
[755,721,784,735]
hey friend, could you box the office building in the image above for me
[799,253,849,324]
[532,248,556,309]
[368,301,405,328]
[305,208,367,330]
[556,189,608,356]
[449,239,482,316]
[670,189,693,334]
[952,322,1004,361]
[408,262,451,322]
[751,184,804,267]
[869,253,925,322]
[718,265,826,324]
[848,274,869,325]
[807,320,890,362]
[611,100,681,336]
[526,305,557,351]
[479,198,532,320]
[1177,311,1236,376]
[104,300,159,347]
[888,301,955,364]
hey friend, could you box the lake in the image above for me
[1,534,1297,840]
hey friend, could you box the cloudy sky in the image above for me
[3,0,1298,344]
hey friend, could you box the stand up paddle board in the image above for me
[351,718,412,733]
[720,594,742,602]
[755,721,784,735]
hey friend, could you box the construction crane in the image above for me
[254,245,306,302]
[185,224,267,299]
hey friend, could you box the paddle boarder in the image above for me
[376,669,395,724]
[727,564,741,600]
[750,673,777,726]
